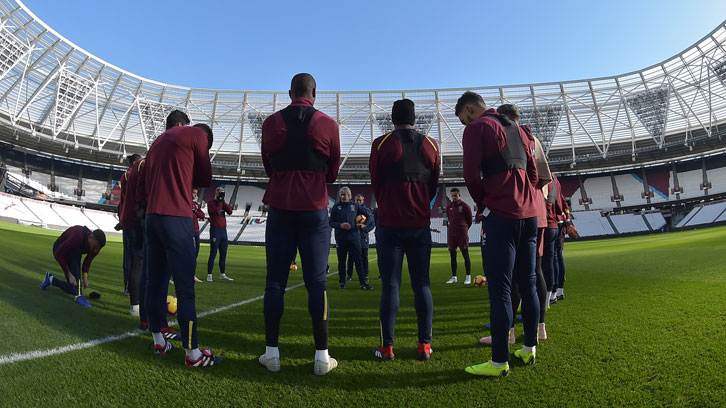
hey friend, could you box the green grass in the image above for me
[1,221,725,407]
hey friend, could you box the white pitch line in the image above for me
[0,266,353,366]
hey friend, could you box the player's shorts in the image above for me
[448,228,469,251]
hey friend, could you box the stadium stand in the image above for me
[706,166,726,195]
[614,174,646,208]
[675,169,705,200]
[52,204,99,229]
[0,193,41,225]
[238,218,266,243]
[229,185,266,212]
[83,208,119,232]
[226,216,246,241]
[644,212,667,230]
[570,211,616,237]
[21,200,68,229]
[609,213,650,234]
[570,176,615,211]
[84,178,109,204]
[676,201,726,228]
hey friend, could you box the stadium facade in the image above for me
[0,0,724,181]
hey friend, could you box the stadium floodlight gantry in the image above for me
[0,0,725,181]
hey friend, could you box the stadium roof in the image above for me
[0,0,725,180]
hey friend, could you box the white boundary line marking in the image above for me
[0,265,357,366]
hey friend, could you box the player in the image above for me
[259,73,340,375]
[117,154,142,298]
[456,92,539,377]
[346,194,375,283]
[140,111,221,367]
[206,187,234,282]
[369,99,440,361]
[41,226,106,307]
[191,187,204,283]
[487,104,552,342]
[551,176,577,303]
[444,188,473,284]
[330,187,371,290]
[118,153,145,315]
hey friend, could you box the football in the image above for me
[167,295,178,315]
[355,214,366,225]
[473,275,487,287]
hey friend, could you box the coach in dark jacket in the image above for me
[346,194,376,281]
[330,186,371,290]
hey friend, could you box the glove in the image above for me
[89,291,101,300]
[114,222,122,231]
[566,225,579,239]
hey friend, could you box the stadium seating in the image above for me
[83,208,119,232]
[238,218,266,243]
[83,178,109,204]
[583,177,615,210]
[643,212,667,230]
[676,201,726,228]
[706,166,726,195]
[53,205,98,229]
[614,174,648,207]
[675,169,705,200]
[229,185,266,211]
[570,211,616,237]
[225,216,246,241]
[0,193,41,225]
[21,200,68,229]
[609,213,649,234]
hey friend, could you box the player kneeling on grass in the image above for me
[41,226,106,307]
[369,99,440,361]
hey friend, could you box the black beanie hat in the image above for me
[391,99,415,126]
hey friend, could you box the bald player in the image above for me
[259,73,340,375]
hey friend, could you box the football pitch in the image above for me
[1,221,725,407]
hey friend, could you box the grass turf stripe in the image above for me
[0,267,346,366]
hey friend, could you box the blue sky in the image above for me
[22,0,726,91]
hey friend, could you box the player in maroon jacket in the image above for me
[41,226,106,307]
[259,73,340,375]
[457,92,539,377]
[444,187,473,285]
[369,99,440,362]
[141,112,221,367]
[206,187,234,282]
[118,154,144,316]
[117,153,141,298]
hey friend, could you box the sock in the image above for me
[152,332,165,346]
[550,291,557,301]
[315,349,329,363]
[49,275,54,284]
[523,345,536,354]
[186,348,202,360]
[556,288,564,296]
[492,361,507,367]
[266,346,280,360]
